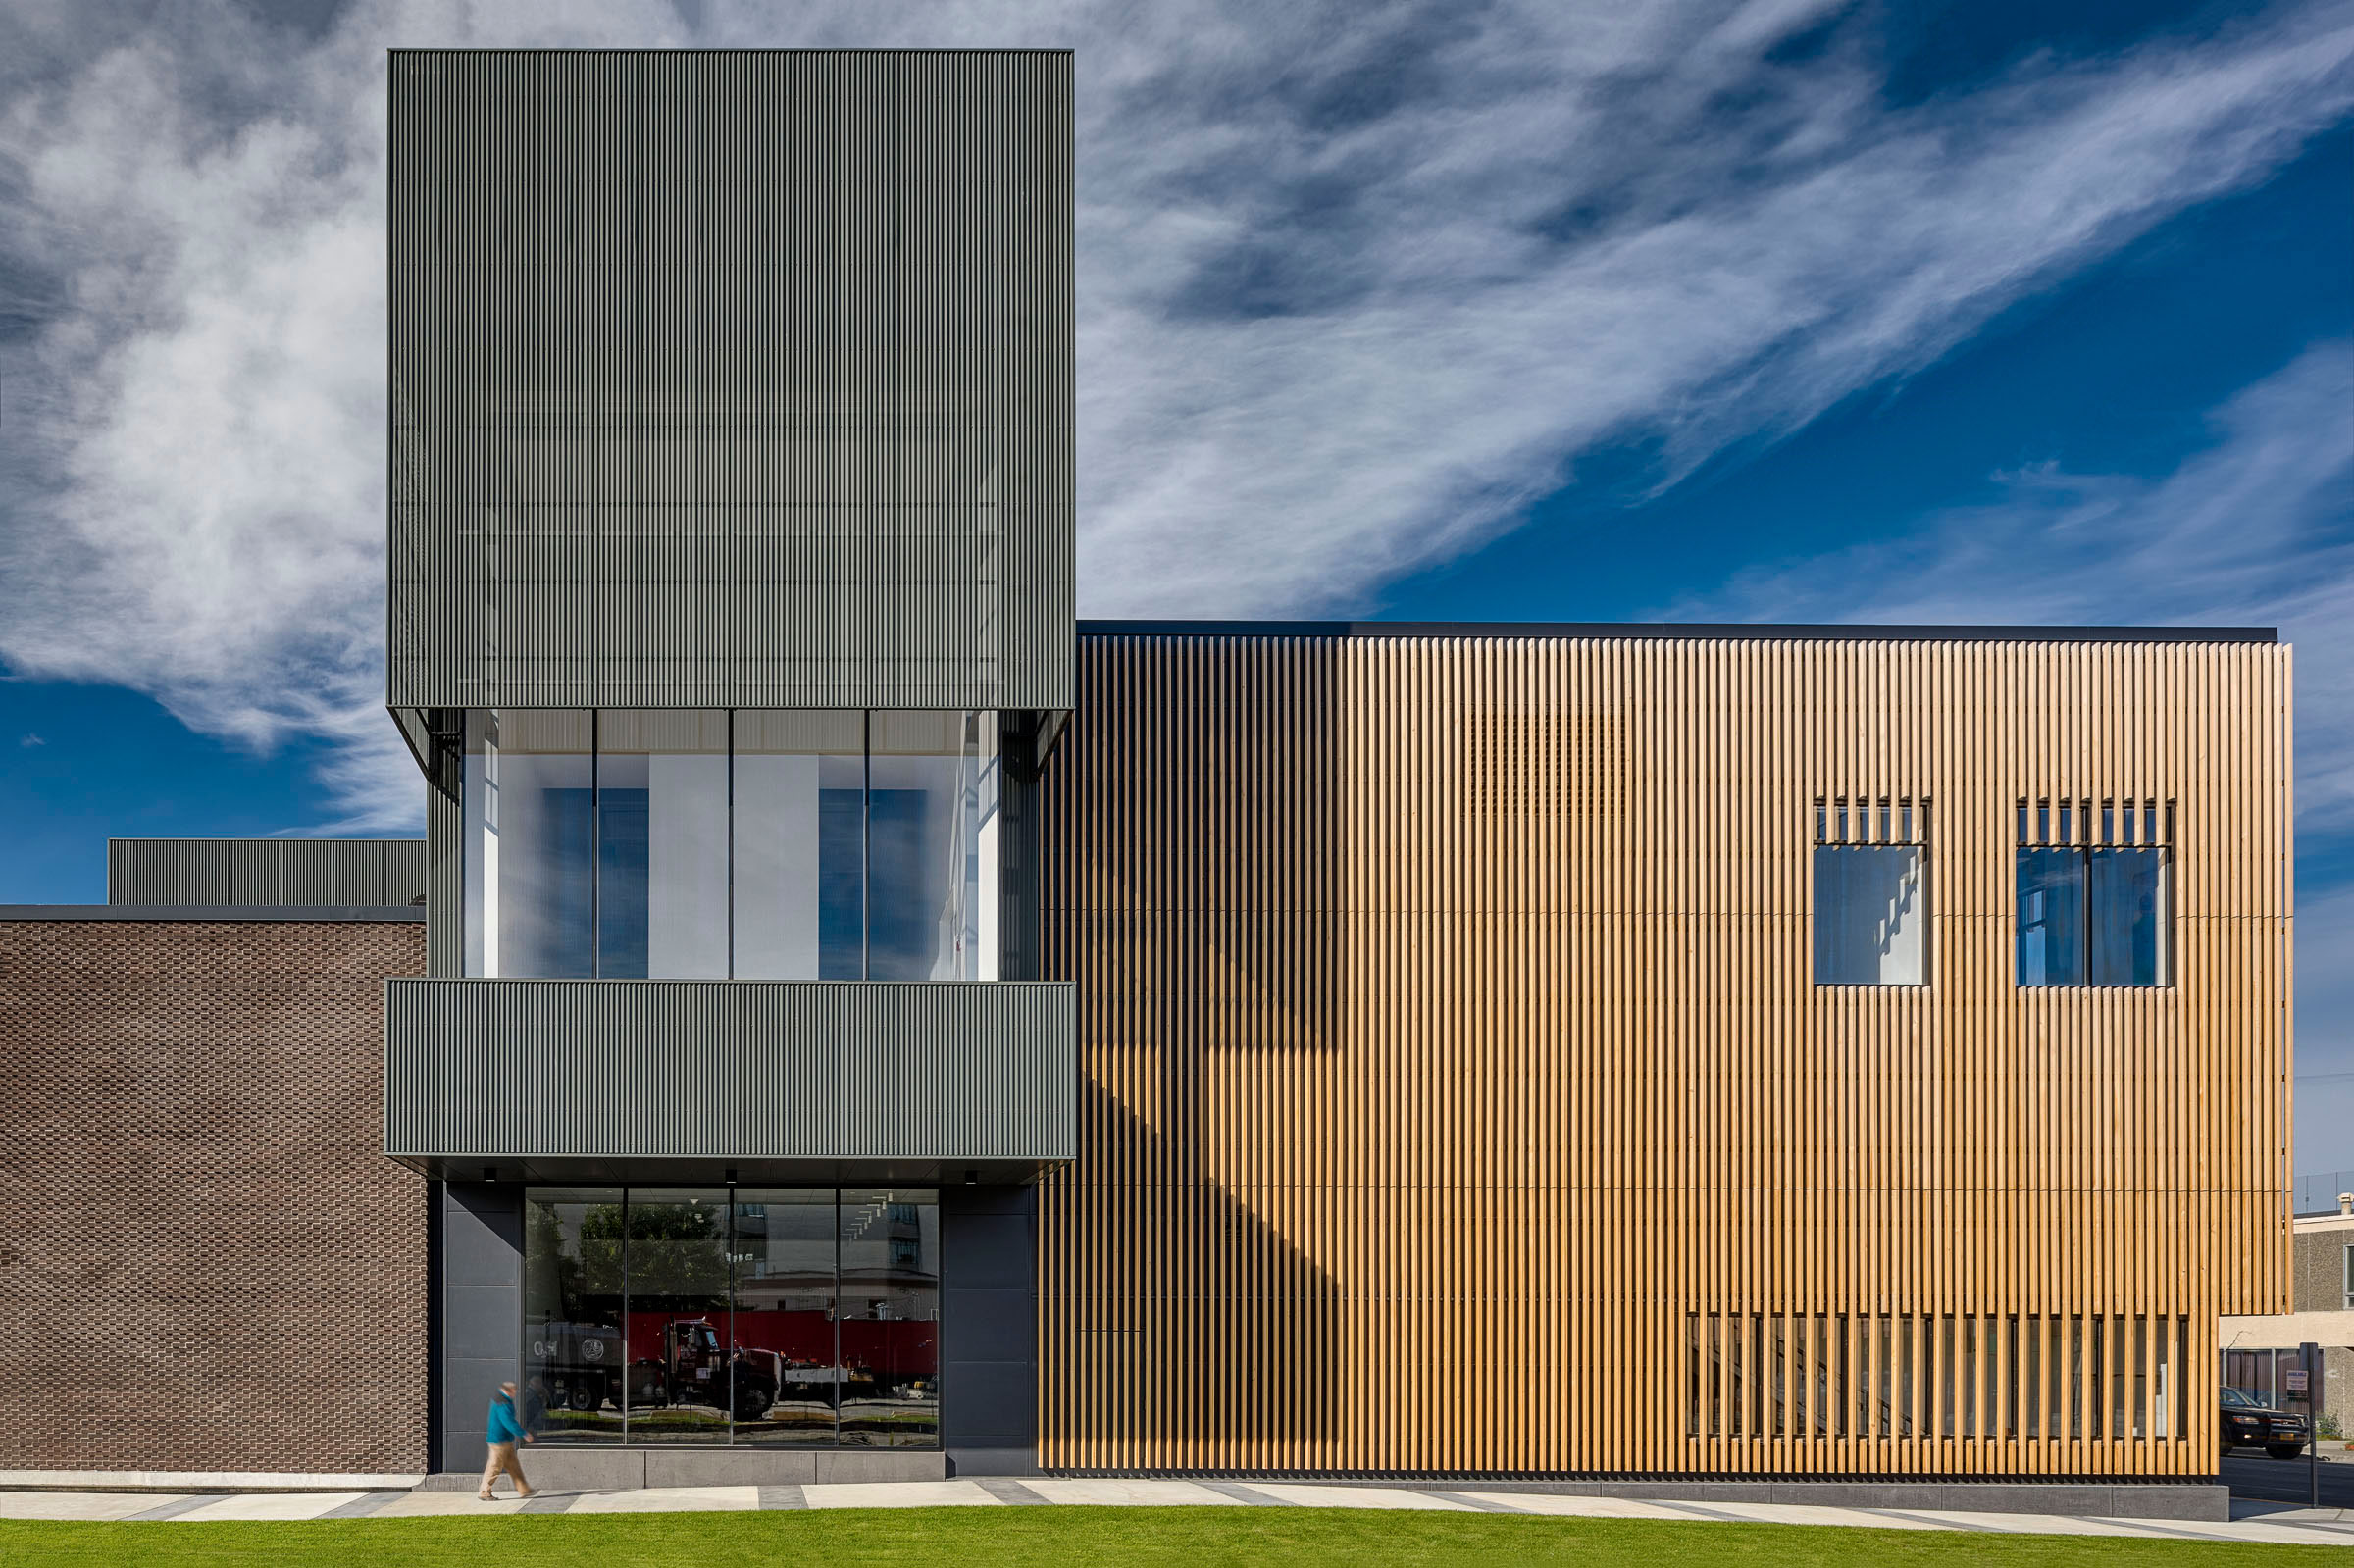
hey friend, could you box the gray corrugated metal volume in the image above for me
[384,978,1076,1160]
[386,49,1075,718]
[426,788,462,975]
[108,838,429,907]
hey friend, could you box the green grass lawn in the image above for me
[0,1507,2322,1567]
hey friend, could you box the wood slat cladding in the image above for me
[1039,631,2291,1478]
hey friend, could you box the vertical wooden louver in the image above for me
[1039,629,2291,1479]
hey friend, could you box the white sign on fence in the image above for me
[2285,1368,2310,1393]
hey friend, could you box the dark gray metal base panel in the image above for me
[418,1450,947,1492]
[437,1183,525,1479]
[1052,1474,2228,1522]
[942,1185,1039,1477]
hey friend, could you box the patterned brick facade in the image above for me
[0,919,427,1474]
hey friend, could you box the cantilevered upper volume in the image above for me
[385,48,1075,768]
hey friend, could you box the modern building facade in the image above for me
[2220,1202,2354,1433]
[0,49,2293,1516]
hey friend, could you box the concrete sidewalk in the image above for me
[0,1477,2349,1545]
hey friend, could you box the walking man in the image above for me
[480,1379,538,1501]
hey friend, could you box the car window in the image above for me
[2222,1388,2262,1408]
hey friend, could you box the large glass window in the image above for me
[868,712,999,982]
[598,712,729,979]
[463,711,998,980]
[522,1188,627,1442]
[465,711,594,978]
[623,1189,735,1444]
[838,1189,941,1445]
[733,712,865,981]
[1812,798,1927,986]
[518,1186,940,1448]
[2016,798,2171,987]
[733,1190,841,1446]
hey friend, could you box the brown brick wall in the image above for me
[0,919,428,1474]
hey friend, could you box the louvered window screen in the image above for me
[2016,798,2173,986]
[1813,797,1927,986]
[1686,1311,2186,1442]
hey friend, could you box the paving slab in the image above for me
[171,1492,365,1523]
[1905,1510,2151,1537]
[1426,1491,1524,1513]
[568,1486,758,1514]
[0,1492,184,1522]
[316,1492,408,1520]
[1853,1509,1991,1532]
[1675,1502,1894,1529]
[1246,1483,1473,1511]
[1451,1492,1699,1521]
[1024,1478,1245,1507]
[367,1491,530,1517]
[802,1479,1001,1509]
[2089,1516,2354,1549]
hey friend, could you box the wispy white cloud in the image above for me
[1669,339,2354,826]
[1666,339,2354,1117]
[1,1,2350,833]
[17,733,43,748]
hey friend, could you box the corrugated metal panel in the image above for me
[386,49,1074,718]
[385,977,1074,1162]
[108,838,430,908]
[426,787,461,977]
[1038,630,2292,1477]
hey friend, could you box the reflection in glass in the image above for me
[464,710,594,977]
[732,1191,840,1446]
[1812,845,1926,986]
[837,1189,940,1446]
[2016,848,2088,986]
[522,1188,626,1443]
[733,711,865,980]
[597,711,730,979]
[2089,848,2168,986]
[867,713,998,981]
[463,709,1007,982]
[623,1189,735,1444]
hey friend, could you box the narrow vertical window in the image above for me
[463,710,594,978]
[1813,796,1928,986]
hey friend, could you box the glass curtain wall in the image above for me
[733,712,865,981]
[838,1189,944,1445]
[521,1189,627,1441]
[464,711,998,980]
[869,711,1000,981]
[464,711,595,978]
[520,1187,939,1447]
[597,713,730,979]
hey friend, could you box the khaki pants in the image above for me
[479,1441,532,1497]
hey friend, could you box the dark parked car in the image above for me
[2222,1386,2310,1460]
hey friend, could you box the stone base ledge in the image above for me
[420,1448,947,1492]
[0,1469,424,1494]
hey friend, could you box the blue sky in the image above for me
[4,1,2352,1157]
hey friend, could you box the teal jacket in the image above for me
[486,1395,529,1445]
